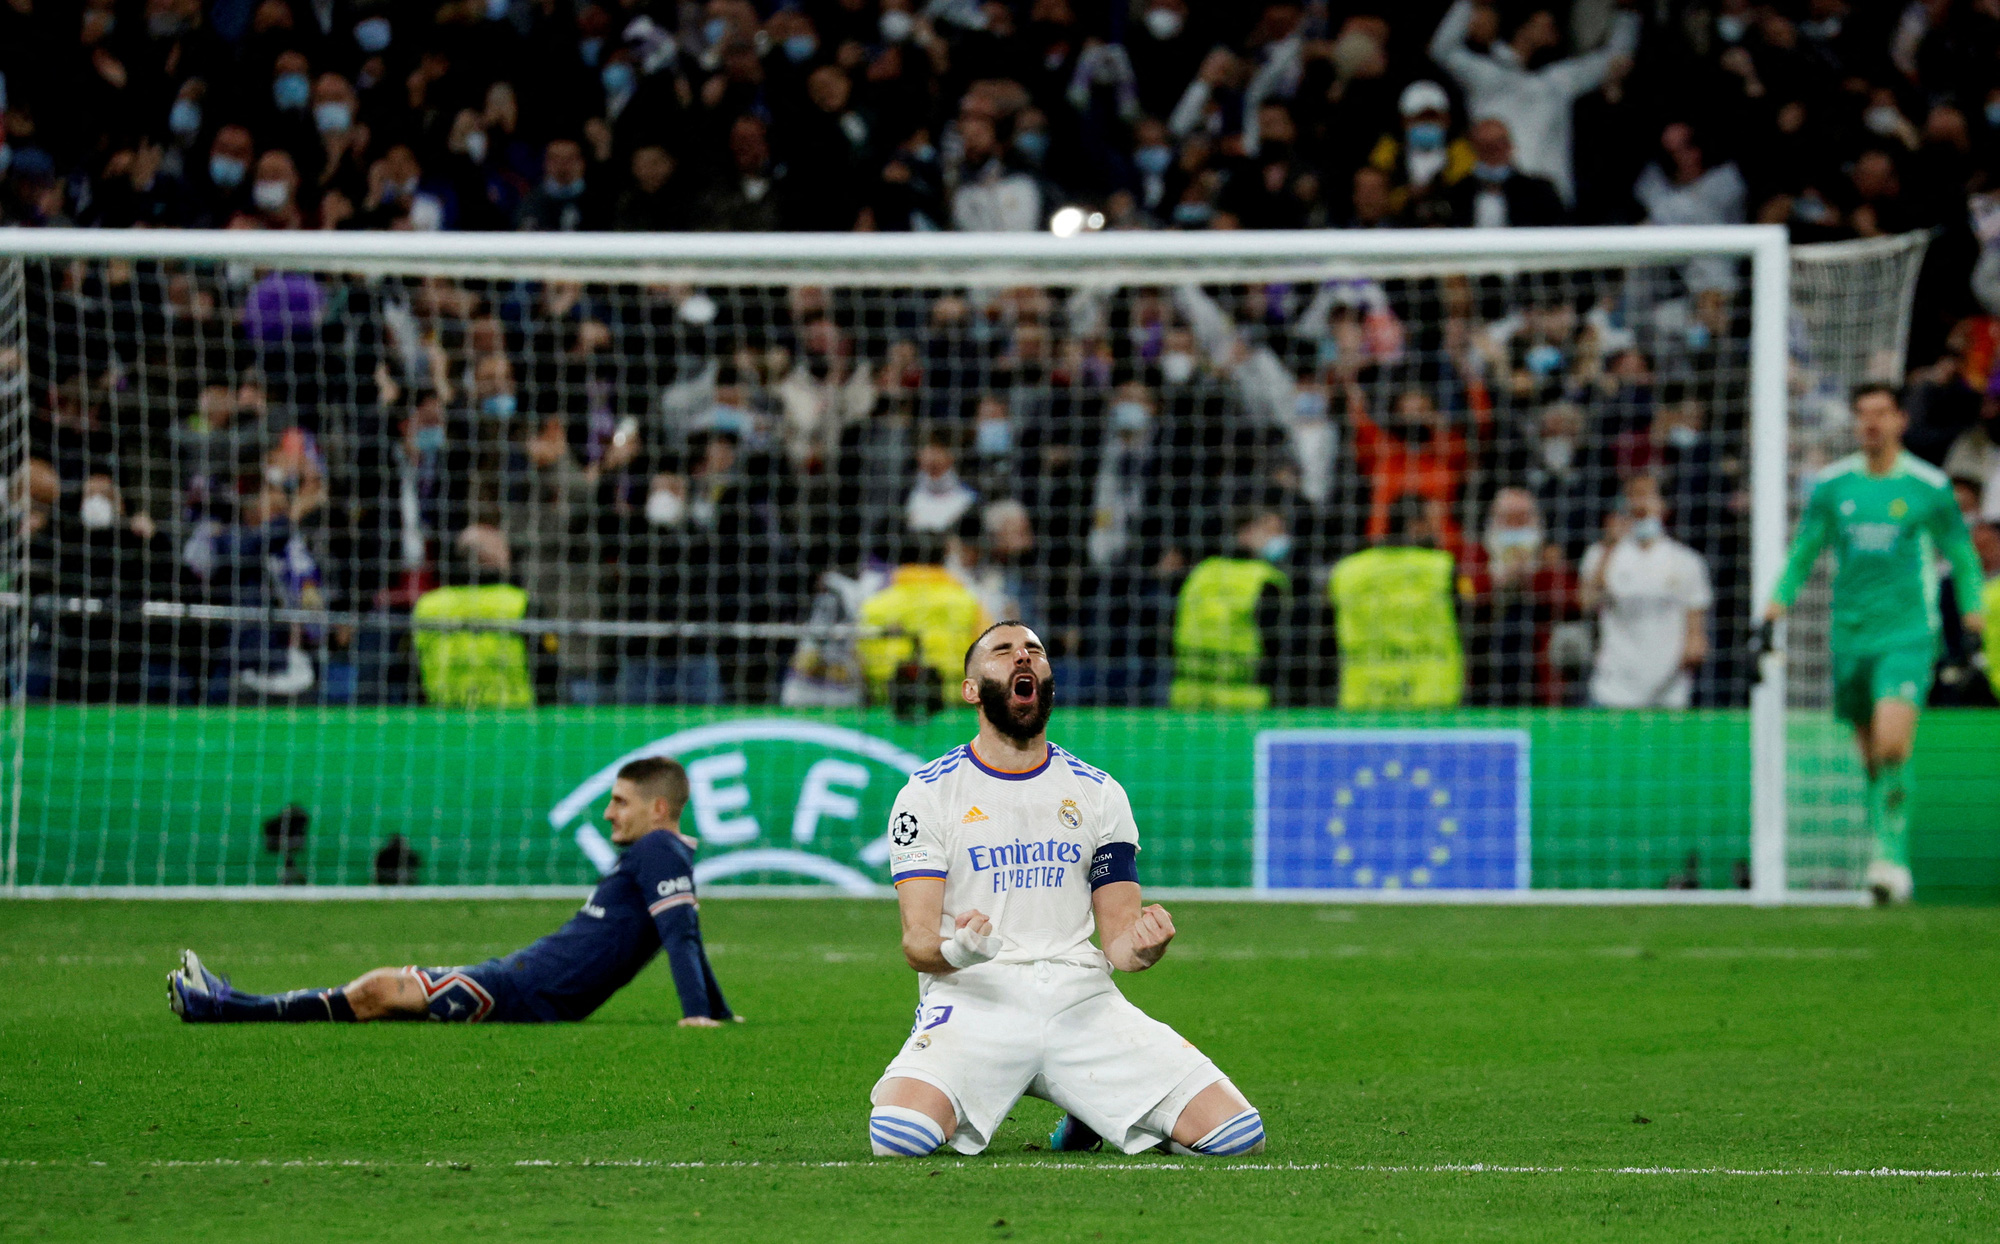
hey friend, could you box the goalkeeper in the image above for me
[166,757,736,1026]
[1763,384,1986,904]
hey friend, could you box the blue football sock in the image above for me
[214,987,356,1022]
[868,1106,945,1157]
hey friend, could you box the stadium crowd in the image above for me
[4,0,2000,709]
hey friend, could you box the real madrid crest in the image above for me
[1057,798,1082,830]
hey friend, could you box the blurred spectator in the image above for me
[857,534,988,711]
[1977,520,2000,700]
[613,145,685,232]
[692,115,786,232]
[1329,497,1465,709]
[906,434,977,535]
[1427,0,1639,206]
[1170,507,1291,710]
[1579,475,1713,709]
[189,124,255,227]
[1469,487,1577,706]
[412,524,534,709]
[1368,80,1473,228]
[516,137,599,231]
[1448,118,1565,228]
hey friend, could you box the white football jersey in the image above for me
[887,740,1139,971]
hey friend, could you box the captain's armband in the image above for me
[1088,841,1138,890]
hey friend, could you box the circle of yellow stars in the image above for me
[1324,759,1457,889]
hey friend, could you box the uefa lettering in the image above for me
[547,721,928,895]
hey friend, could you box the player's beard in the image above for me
[977,670,1053,744]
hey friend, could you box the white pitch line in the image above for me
[1,1158,1992,1178]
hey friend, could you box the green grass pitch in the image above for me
[3,899,1999,1241]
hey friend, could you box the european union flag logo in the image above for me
[1255,730,1529,891]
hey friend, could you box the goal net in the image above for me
[0,227,1897,901]
[1784,232,1935,891]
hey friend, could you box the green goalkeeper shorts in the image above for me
[1831,645,1937,728]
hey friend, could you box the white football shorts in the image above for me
[870,960,1223,1155]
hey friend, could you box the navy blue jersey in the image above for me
[496,830,730,1022]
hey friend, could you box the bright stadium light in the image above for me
[1049,206,1087,237]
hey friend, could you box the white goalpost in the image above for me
[0,225,1918,904]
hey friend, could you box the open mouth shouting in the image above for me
[1010,671,1038,709]
[979,666,1053,742]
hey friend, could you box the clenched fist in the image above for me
[941,909,1001,970]
[1128,904,1176,968]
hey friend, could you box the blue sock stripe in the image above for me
[869,1130,933,1157]
[1196,1112,1264,1154]
[868,1113,941,1145]
[869,1118,939,1149]
[1204,1121,1267,1154]
[869,1116,941,1154]
[869,1128,938,1156]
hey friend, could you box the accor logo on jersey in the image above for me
[962,806,990,823]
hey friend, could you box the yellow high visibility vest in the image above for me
[411,583,534,709]
[1171,557,1290,710]
[1984,577,1999,700]
[857,566,989,705]
[1329,545,1464,709]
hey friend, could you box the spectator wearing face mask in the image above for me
[611,458,726,706]
[1524,402,1603,562]
[1351,386,1471,558]
[1446,118,1566,228]
[49,473,181,703]
[241,148,307,228]
[190,124,256,227]
[262,48,318,164]
[1170,507,1292,710]
[1125,117,1182,224]
[1128,0,1205,120]
[516,137,601,231]
[1468,487,1577,706]
[1368,80,1475,228]
[1580,474,1713,708]
[304,73,368,208]
[1088,382,1159,569]
[949,114,1042,232]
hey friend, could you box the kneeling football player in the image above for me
[867,621,1265,1159]
[166,757,736,1027]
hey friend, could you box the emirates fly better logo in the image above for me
[547,721,929,894]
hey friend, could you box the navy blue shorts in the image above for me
[411,959,545,1023]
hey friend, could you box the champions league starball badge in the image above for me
[891,810,921,846]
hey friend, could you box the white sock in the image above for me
[869,1105,945,1157]
[1168,1109,1265,1156]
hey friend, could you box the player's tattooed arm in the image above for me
[1094,882,1175,972]
[895,878,998,973]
